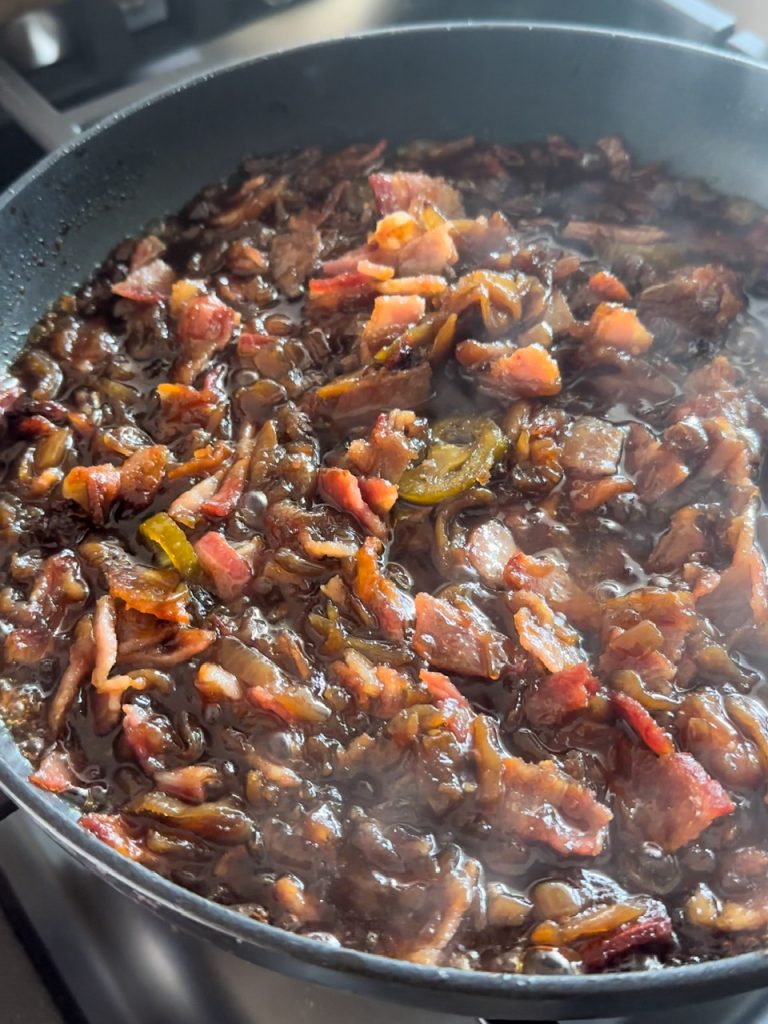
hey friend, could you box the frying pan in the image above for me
[1,22,768,1021]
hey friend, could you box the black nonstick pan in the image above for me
[1,22,768,1021]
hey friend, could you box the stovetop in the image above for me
[1,1,768,1022]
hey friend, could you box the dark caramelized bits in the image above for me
[4,135,768,973]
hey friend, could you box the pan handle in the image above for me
[0,56,80,152]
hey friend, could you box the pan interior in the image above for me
[2,22,768,1014]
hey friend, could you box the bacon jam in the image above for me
[2,136,768,973]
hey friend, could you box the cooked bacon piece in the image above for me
[414,592,508,679]
[332,651,413,718]
[505,552,600,629]
[195,531,252,601]
[167,470,224,528]
[696,416,753,490]
[48,614,95,735]
[91,595,118,691]
[81,541,191,625]
[17,414,56,438]
[362,294,425,353]
[318,467,387,539]
[511,591,583,673]
[200,458,248,518]
[600,622,677,692]
[369,171,464,218]
[157,367,227,428]
[612,692,674,757]
[371,665,412,719]
[638,264,742,336]
[347,410,424,482]
[588,271,631,303]
[270,219,321,298]
[358,476,398,516]
[627,423,690,503]
[561,417,625,478]
[308,271,374,309]
[398,225,458,276]
[112,258,174,303]
[333,650,391,711]
[322,244,376,276]
[80,813,151,863]
[570,476,633,512]
[358,259,395,281]
[481,344,562,398]
[415,667,475,741]
[683,563,721,602]
[677,690,764,790]
[62,446,168,521]
[648,506,707,572]
[119,444,168,508]
[237,330,275,356]
[618,748,734,852]
[423,671,473,737]
[62,463,121,525]
[353,537,414,643]
[29,746,79,793]
[167,442,233,482]
[525,663,598,728]
[699,499,768,632]
[247,685,327,726]
[495,752,612,857]
[154,765,220,804]
[586,303,653,355]
[467,519,517,588]
[419,669,469,709]
[195,662,244,703]
[376,274,447,297]
[174,294,239,384]
[603,588,696,663]
[111,566,189,625]
[580,902,673,971]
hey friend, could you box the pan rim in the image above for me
[2,18,768,1000]
[2,17,768,206]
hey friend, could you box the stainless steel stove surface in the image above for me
[2,2,768,1023]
